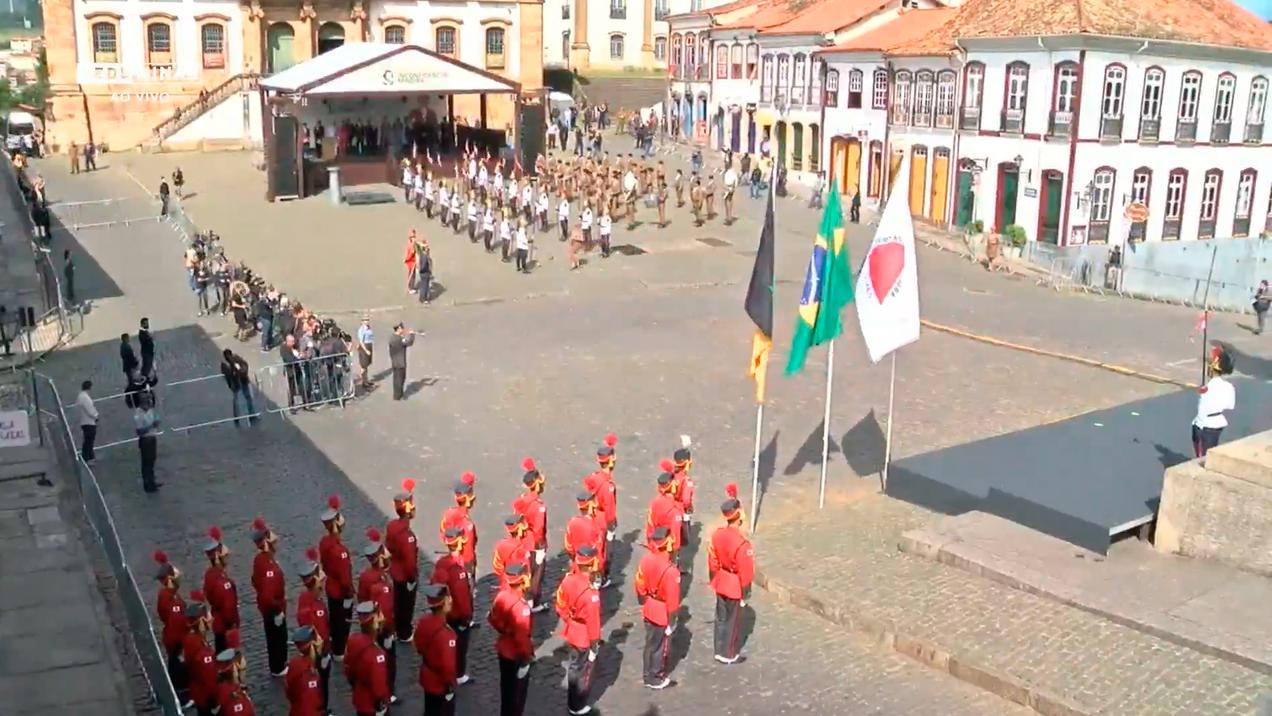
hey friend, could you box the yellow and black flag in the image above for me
[744,184,776,403]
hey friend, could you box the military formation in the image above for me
[151,434,755,716]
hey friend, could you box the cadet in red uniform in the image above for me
[296,547,332,711]
[555,545,602,715]
[250,517,289,677]
[634,526,682,688]
[357,528,398,703]
[645,471,685,560]
[182,591,219,716]
[413,584,459,716]
[214,629,255,716]
[348,602,391,716]
[512,459,548,611]
[488,562,534,716]
[431,526,474,684]
[201,526,240,653]
[672,442,696,542]
[438,473,479,580]
[319,494,355,659]
[582,433,619,587]
[386,478,420,641]
[492,513,533,590]
[153,550,191,707]
[564,489,607,588]
[707,483,754,664]
[285,625,325,716]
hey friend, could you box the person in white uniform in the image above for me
[558,193,571,243]
[1192,346,1236,458]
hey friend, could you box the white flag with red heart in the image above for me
[855,158,920,363]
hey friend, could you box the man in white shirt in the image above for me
[436,183,449,223]
[598,208,613,258]
[423,173,435,218]
[622,169,639,225]
[412,168,425,211]
[723,166,739,224]
[482,203,496,252]
[467,196,480,242]
[558,194,570,243]
[76,380,99,462]
[499,213,514,263]
[1192,346,1236,458]
[514,218,532,273]
[536,188,550,232]
[580,203,594,248]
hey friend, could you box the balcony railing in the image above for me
[960,106,980,130]
[609,5,627,19]
[1049,110,1073,137]
[1234,214,1251,237]
[935,112,954,129]
[1139,117,1160,142]
[1162,218,1181,240]
[1199,216,1216,239]
[1245,122,1264,144]
[1099,115,1122,140]
[912,109,932,128]
[655,6,669,19]
[1211,120,1231,144]
[1002,107,1024,133]
[760,86,772,102]
[1175,118,1198,142]
[890,106,910,125]
[1088,222,1110,244]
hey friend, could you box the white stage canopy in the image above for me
[260,43,520,98]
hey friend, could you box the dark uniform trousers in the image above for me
[214,629,228,654]
[566,646,595,713]
[327,596,352,656]
[529,551,545,607]
[424,691,456,716]
[263,611,290,675]
[379,630,397,696]
[165,643,189,699]
[391,366,406,400]
[318,650,332,712]
[197,704,216,716]
[559,219,569,242]
[393,580,417,641]
[138,434,158,490]
[450,620,472,676]
[714,595,743,660]
[643,620,671,685]
[498,657,530,716]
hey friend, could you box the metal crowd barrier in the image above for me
[35,372,182,716]
[48,195,164,233]
[256,351,356,415]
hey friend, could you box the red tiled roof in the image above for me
[668,0,776,24]
[760,0,891,35]
[816,8,959,52]
[714,0,801,30]
[890,0,1272,55]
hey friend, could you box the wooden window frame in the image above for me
[610,33,625,61]
[1088,166,1116,243]
[1198,169,1222,238]
[1163,168,1188,240]
[431,21,461,58]
[826,69,841,108]
[1233,168,1256,237]
[872,68,888,110]
[845,68,861,109]
[483,25,507,70]
[88,14,122,64]
[730,43,743,79]
[716,43,729,80]
[196,15,230,69]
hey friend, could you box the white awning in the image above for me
[260,43,520,97]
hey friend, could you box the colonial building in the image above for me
[42,0,544,151]
[542,0,741,72]
[824,0,1272,244]
[666,0,756,142]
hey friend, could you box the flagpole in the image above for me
[818,340,835,510]
[749,402,764,533]
[881,351,897,490]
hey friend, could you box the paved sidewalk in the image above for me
[0,472,131,716]
[754,486,1272,716]
[899,511,1272,675]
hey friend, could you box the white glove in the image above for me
[406,581,416,591]
[273,613,284,626]
[375,709,388,716]
[682,514,691,522]
[177,651,185,663]
[444,692,455,702]
[534,549,545,565]
[516,664,531,679]
[343,598,353,609]
[739,600,747,608]
[321,654,331,669]
[384,635,396,649]
[665,625,674,636]
[605,530,615,541]
[587,649,597,663]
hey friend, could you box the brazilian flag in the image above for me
[785,180,854,375]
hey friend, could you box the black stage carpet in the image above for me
[344,191,397,206]
[887,378,1272,554]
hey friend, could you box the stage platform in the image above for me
[886,378,1272,554]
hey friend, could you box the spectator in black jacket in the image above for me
[220,349,258,427]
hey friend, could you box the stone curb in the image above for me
[756,568,1093,716]
[898,530,1272,678]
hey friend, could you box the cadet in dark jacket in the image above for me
[387,324,417,401]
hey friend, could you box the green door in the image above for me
[1001,169,1019,229]
[1039,173,1063,244]
[955,171,974,226]
[776,122,787,166]
[267,23,295,74]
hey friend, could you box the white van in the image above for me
[5,110,36,152]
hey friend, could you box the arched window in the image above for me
[810,58,824,106]
[961,61,984,128]
[872,68,888,109]
[792,122,804,171]
[1053,62,1078,113]
[609,34,625,60]
[144,20,173,69]
[745,43,758,79]
[384,25,407,44]
[1176,70,1202,141]
[685,34,697,75]
[776,54,790,103]
[760,54,774,102]
[485,27,506,69]
[1101,64,1124,118]
[825,69,841,107]
[730,44,742,78]
[1247,76,1268,134]
[1089,167,1115,243]
[1129,167,1152,241]
[935,70,956,127]
[1234,168,1257,237]
[699,32,710,67]
[1139,66,1165,141]
[1163,169,1187,240]
[435,26,457,57]
[317,22,345,54]
[1199,169,1222,238]
[715,44,728,79]
[1213,72,1236,142]
[1003,61,1029,132]
[562,31,570,60]
[913,70,934,126]
[671,34,682,75]
[791,53,807,104]
[654,36,667,61]
[92,20,119,63]
[845,69,861,108]
[199,21,226,68]
[891,70,912,125]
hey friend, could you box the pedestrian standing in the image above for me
[851,190,862,223]
[285,625,326,716]
[220,349,258,427]
[139,317,156,385]
[173,167,185,198]
[256,291,275,352]
[416,242,433,304]
[183,596,218,716]
[809,170,826,209]
[319,495,355,659]
[557,192,571,242]
[387,323,416,401]
[404,230,419,293]
[357,530,398,705]
[1193,346,1236,458]
[84,141,97,171]
[202,526,241,654]
[213,635,256,716]
[597,207,612,259]
[635,526,681,689]
[483,201,496,252]
[194,262,211,316]
[250,518,290,677]
[386,480,421,643]
[432,528,474,686]
[153,551,192,707]
[723,165,739,224]
[499,211,513,263]
[133,392,161,493]
[1253,279,1269,335]
[555,547,601,716]
[69,140,81,174]
[412,584,458,716]
[514,218,531,273]
[707,484,754,664]
[62,250,76,305]
[348,602,391,716]
[512,461,549,611]
[488,562,533,716]
[294,550,332,711]
[159,176,171,217]
[76,380,98,462]
[356,317,374,389]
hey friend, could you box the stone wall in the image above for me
[1155,431,1272,576]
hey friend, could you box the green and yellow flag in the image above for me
[785,180,854,375]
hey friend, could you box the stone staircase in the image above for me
[142,73,260,152]
[576,75,667,111]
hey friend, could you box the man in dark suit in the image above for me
[387,323,417,401]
